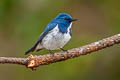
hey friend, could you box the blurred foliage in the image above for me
[0,0,120,80]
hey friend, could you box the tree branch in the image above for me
[0,33,120,70]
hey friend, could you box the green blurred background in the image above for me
[0,0,120,80]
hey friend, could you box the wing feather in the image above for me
[25,23,57,55]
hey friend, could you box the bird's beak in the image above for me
[70,19,78,22]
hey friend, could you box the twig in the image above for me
[0,33,120,70]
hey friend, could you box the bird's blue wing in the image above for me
[37,23,57,42]
[25,23,57,55]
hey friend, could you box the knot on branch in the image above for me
[26,55,38,70]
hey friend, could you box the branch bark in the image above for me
[0,33,120,70]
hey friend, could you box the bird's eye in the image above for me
[64,17,69,20]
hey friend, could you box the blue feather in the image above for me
[25,13,75,55]
[38,23,57,42]
[25,23,57,55]
[51,15,71,34]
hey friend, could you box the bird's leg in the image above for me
[48,50,55,57]
[60,48,68,52]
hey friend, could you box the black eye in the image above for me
[64,17,69,20]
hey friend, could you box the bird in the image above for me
[25,13,77,55]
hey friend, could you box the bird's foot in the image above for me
[49,50,54,56]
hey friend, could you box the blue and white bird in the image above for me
[25,13,77,55]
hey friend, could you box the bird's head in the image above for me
[54,13,77,23]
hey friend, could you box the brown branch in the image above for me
[0,33,120,70]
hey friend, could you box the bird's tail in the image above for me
[25,46,44,55]
[25,46,36,55]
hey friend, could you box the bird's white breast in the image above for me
[41,23,72,50]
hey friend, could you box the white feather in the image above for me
[36,23,72,50]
